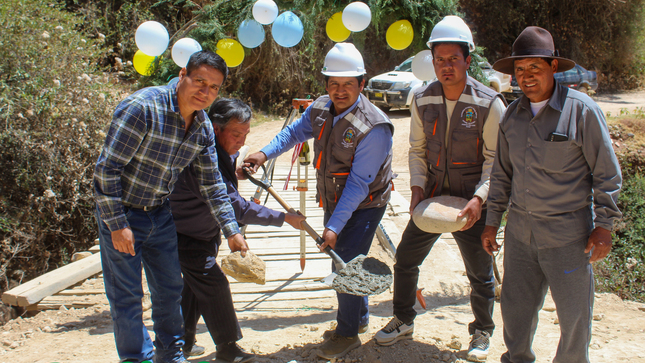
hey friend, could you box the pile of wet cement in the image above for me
[332,255,392,296]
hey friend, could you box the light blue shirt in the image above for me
[262,95,393,234]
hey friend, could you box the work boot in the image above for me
[182,344,206,357]
[317,332,360,359]
[322,324,369,340]
[216,341,255,363]
[374,316,414,346]
[467,329,491,362]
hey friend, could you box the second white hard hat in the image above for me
[426,15,475,52]
[321,43,366,77]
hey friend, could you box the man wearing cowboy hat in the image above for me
[481,26,622,362]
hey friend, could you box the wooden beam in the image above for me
[2,253,102,307]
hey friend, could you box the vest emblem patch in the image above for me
[461,107,477,128]
[342,127,355,148]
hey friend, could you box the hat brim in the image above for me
[492,56,576,75]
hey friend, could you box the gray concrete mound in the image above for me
[331,255,392,296]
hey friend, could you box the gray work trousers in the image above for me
[501,232,594,363]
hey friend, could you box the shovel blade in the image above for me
[321,272,338,287]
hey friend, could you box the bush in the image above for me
[0,0,127,289]
[595,173,645,302]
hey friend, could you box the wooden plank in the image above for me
[55,289,105,296]
[376,218,402,258]
[388,190,411,216]
[2,253,102,307]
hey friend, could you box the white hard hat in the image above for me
[426,15,475,52]
[321,43,366,77]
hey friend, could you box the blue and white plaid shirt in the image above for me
[94,84,239,238]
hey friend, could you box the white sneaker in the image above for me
[374,316,414,346]
[467,329,491,362]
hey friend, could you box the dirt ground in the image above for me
[1,91,645,363]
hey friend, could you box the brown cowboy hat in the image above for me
[492,26,576,75]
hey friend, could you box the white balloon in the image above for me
[171,38,202,68]
[342,2,371,32]
[135,21,169,57]
[412,50,436,81]
[252,0,279,25]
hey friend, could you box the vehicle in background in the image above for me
[480,62,512,93]
[554,64,598,93]
[363,57,427,111]
[502,64,598,102]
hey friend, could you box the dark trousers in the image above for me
[393,210,495,335]
[177,233,242,350]
[325,205,387,337]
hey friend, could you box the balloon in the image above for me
[271,11,304,48]
[252,0,279,25]
[216,38,245,67]
[411,50,436,81]
[326,12,350,43]
[237,19,265,48]
[171,38,202,68]
[342,2,371,32]
[135,21,169,57]
[386,20,414,50]
[133,50,156,76]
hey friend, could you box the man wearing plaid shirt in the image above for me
[94,51,247,363]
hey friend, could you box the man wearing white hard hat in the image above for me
[245,43,394,360]
[375,16,506,362]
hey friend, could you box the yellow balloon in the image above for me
[326,12,351,43]
[133,50,156,76]
[386,20,414,50]
[216,38,244,68]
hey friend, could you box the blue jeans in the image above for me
[325,205,387,337]
[97,202,185,363]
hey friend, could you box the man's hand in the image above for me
[227,233,249,257]
[235,165,247,180]
[458,196,483,231]
[481,225,500,256]
[111,227,136,256]
[284,211,306,230]
[409,186,425,214]
[243,151,268,173]
[585,227,613,262]
[319,228,338,251]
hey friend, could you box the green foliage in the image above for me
[57,0,493,113]
[0,0,125,288]
[460,0,645,91]
[595,173,645,302]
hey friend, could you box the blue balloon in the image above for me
[237,19,265,49]
[271,11,304,48]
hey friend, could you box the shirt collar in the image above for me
[518,79,567,114]
[169,83,180,114]
[330,94,362,124]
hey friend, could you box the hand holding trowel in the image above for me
[242,166,392,296]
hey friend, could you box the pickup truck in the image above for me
[480,62,512,93]
[363,57,427,111]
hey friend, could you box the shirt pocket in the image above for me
[539,139,577,173]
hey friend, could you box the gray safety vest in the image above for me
[413,76,505,199]
[309,95,394,213]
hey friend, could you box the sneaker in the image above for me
[467,329,491,362]
[374,316,414,346]
[317,333,361,359]
[183,344,206,357]
[216,341,255,363]
[322,324,369,340]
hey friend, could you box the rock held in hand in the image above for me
[221,251,266,285]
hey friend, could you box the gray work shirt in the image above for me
[486,82,622,248]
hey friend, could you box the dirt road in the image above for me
[0,91,644,363]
